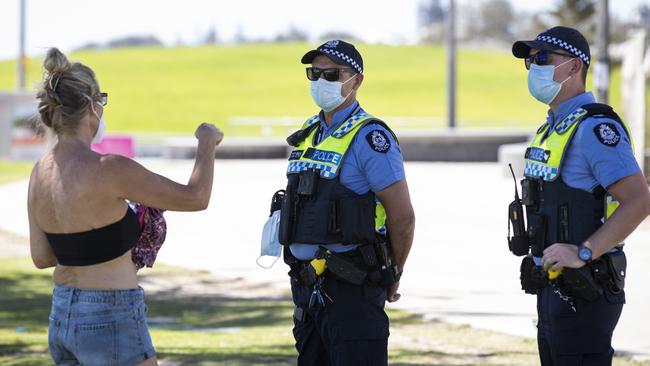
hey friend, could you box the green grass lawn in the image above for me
[1,257,647,366]
[0,161,33,184]
[0,43,624,136]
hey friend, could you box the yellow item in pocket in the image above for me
[310,258,327,276]
[548,268,563,280]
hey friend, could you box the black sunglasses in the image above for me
[524,50,574,70]
[306,67,356,82]
[97,92,108,107]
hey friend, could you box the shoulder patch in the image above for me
[593,122,621,147]
[365,129,391,153]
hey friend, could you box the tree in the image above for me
[275,25,308,42]
[637,4,650,31]
[476,0,515,41]
[318,31,360,43]
[548,0,595,26]
[533,0,596,43]
[106,35,163,48]
[418,0,445,43]
[203,25,219,46]
[234,25,248,44]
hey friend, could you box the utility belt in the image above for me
[286,237,401,288]
[519,249,627,302]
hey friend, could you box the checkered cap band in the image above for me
[536,35,590,65]
[318,48,363,73]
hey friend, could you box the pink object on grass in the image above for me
[91,135,135,158]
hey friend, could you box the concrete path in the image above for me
[1,159,648,357]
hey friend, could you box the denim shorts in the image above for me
[48,285,155,366]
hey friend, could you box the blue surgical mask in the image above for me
[527,58,573,105]
[257,210,282,269]
[310,75,355,112]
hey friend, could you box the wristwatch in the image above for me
[578,244,593,264]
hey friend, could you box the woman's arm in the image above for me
[103,123,223,211]
[27,167,57,269]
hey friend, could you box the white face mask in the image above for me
[527,58,574,105]
[87,97,106,144]
[92,114,106,145]
[310,74,356,112]
[257,209,282,269]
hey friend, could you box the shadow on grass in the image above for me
[0,258,435,365]
[157,343,297,366]
[0,259,299,364]
[146,295,294,329]
[0,271,53,330]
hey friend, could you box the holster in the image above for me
[316,248,367,286]
[603,250,626,292]
[556,250,626,302]
[520,256,548,294]
[561,266,603,302]
[373,235,401,287]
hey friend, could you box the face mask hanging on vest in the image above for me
[310,75,356,112]
[527,58,573,105]
[257,190,285,269]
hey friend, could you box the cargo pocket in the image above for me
[339,195,376,244]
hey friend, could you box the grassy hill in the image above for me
[0,43,622,135]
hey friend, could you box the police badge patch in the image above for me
[365,130,391,153]
[593,122,620,147]
[324,40,339,48]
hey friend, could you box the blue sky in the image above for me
[0,0,647,61]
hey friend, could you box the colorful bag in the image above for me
[130,203,167,269]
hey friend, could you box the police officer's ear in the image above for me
[568,57,582,77]
[352,73,364,91]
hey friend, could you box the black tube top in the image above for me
[44,208,142,266]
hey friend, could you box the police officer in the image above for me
[510,26,650,365]
[278,40,415,365]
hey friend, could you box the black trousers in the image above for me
[536,286,624,366]
[290,276,389,366]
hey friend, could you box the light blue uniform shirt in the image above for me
[545,92,640,191]
[532,92,639,265]
[289,101,406,260]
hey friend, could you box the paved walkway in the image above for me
[1,159,648,357]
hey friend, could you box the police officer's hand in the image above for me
[387,281,401,303]
[541,243,586,271]
[195,123,224,146]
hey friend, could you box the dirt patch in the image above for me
[139,267,289,300]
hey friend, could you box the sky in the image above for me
[0,0,648,61]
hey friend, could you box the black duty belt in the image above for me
[289,246,374,287]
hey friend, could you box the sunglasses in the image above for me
[97,92,108,107]
[524,50,574,70]
[306,67,356,82]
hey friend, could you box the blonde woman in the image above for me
[28,48,223,365]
